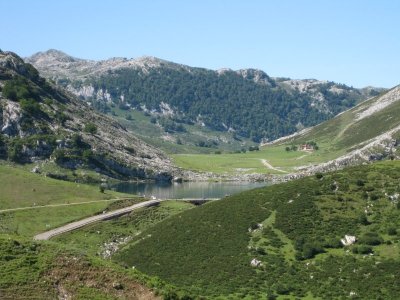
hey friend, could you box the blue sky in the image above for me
[1,0,399,88]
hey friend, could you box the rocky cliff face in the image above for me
[0,50,177,181]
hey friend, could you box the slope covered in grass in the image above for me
[54,201,194,257]
[0,164,144,238]
[115,161,400,299]
[281,86,400,150]
[0,237,167,300]
[0,164,127,210]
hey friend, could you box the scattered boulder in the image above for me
[250,258,262,267]
[341,235,356,246]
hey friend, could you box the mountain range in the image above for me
[27,49,384,143]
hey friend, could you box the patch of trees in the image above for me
[196,139,218,148]
[158,117,186,133]
[2,76,41,102]
[84,68,362,142]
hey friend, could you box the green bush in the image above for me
[359,232,383,246]
[352,245,373,254]
[84,123,98,134]
[2,77,40,102]
[7,139,24,162]
[82,149,94,161]
[301,242,325,259]
[20,99,43,116]
[356,179,365,186]
[359,214,370,225]
[53,149,66,163]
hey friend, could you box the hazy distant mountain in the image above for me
[27,49,384,142]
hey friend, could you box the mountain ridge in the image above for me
[27,49,383,143]
[267,84,400,175]
[0,50,177,182]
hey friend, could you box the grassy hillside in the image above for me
[109,105,257,154]
[0,164,127,210]
[0,236,170,299]
[279,86,400,151]
[0,164,145,238]
[115,161,400,299]
[0,164,194,299]
[172,86,400,174]
[54,201,195,257]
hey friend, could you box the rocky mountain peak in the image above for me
[27,49,82,64]
[236,68,274,86]
[0,50,27,72]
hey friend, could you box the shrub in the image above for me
[84,123,97,134]
[324,237,342,248]
[352,245,373,254]
[370,193,379,201]
[55,111,69,125]
[356,179,365,186]
[2,77,40,102]
[7,138,25,162]
[388,227,397,236]
[301,242,325,259]
[20,99,42,116]
[359,214,370,225]
[53,149,66,163]
[82,149,94,162]
[359,232,383,246]
[315,173,323,179]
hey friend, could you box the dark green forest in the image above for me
[69,67,368,142]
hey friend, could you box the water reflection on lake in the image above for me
[111,181,268,199]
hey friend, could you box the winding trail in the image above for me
[260,159,288,173]
[33,199,160,241]
[32,198,219,241]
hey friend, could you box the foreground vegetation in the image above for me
[115,161,400,299]
[0,164,192,299]
[0,236,183,299]
[55,201,195,257]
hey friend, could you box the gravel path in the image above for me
[33,199,160,240]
